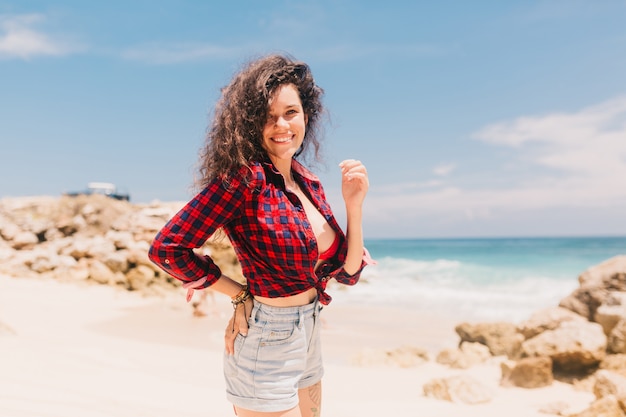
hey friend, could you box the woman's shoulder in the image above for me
[221,162,266,192]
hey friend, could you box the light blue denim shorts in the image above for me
[224,298,324,412]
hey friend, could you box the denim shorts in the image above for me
[224,298,324,412]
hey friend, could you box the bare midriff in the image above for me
[254,287,317,307]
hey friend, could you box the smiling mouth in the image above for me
[272,136,293,143]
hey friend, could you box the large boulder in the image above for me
[521,320,607,372]
[455,321,524,358]
[560,256,626,320]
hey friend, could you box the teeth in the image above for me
[273,136,291,143]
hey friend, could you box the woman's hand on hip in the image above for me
[224,297,254,355]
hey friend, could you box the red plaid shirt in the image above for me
[149,159,367,304]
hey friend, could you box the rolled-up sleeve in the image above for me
[331,247,377,286]
[148,174,248,288]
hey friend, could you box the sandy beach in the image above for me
[0,273,594,417]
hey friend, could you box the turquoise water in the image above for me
[331,237,626,322]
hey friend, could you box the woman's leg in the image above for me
[233,380,321,417]
[298,381,322,417]
[234,406,302,417]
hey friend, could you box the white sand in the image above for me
[0,274,594,416]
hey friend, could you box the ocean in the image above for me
[330,236,626,323]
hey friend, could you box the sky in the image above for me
[1,1,625,239]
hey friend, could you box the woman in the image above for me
[149,54,372,417]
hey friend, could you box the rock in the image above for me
[569,395,626,417]
[517,306,587,339]
[594,370,626,411]
[105,230,135,250]
[538,401,572,415]
[29,253,60,274]
[64,258,91,281]
[0,218,22,241]
[455,321,524,358]
[560,286,608,321]
[521,320,607,372]
[127,243,153,267]
[11,231,39,249]
[436,342,491,369]
[500,356,553,388]
[126,265,156,291]
[87,259,117,285]
[600,355,626,378]
[579,256,626,288]
[56,214,86,236]
[610,320,626,354]
[102,250,130,274]
[0,250,37,277]
[85,236,117,259]
[560,256,626,321]
[596,292,626,336]
[423,375,493,404]
[385,346,430,368]
[63,238,91,259]
[352,346,429,368]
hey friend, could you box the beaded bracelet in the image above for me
[231,285,250,308]
[230,285,251,334]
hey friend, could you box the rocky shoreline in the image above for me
[2,194,626,416]
[0,194,244,293]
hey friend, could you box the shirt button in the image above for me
[164,259,170,264]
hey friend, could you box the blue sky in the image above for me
[1,1,625,239]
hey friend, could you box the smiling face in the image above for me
[261,84,307,170]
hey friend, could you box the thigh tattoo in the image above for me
[308,382,321,416]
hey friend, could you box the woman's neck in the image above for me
[272,158,296,189]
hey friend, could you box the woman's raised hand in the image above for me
[339,159,369,209]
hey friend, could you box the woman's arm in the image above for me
[339,159,369,275]
[149,171,249,288]
[148,178,253,354]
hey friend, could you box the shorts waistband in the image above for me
[251,297,320,323]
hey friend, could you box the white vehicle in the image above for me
[66,182,130,201]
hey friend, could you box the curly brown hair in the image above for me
[196,54,325,189]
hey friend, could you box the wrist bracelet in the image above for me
[231,285,250,308]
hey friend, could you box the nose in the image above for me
[275,116,289,128]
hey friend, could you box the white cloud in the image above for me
[363,96,626,235]
[433,163,455,176]
[473,96,626,181]
[0,14,82,59]
[121,42,241,64]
